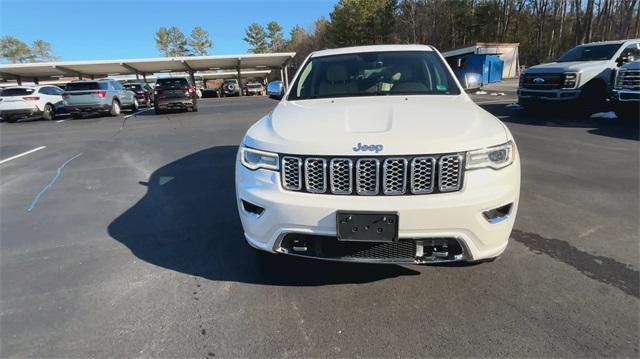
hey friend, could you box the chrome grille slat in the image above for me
[280,154,463,195]
[282,156,302,191]
[617,70,640,90]
[410,157,435,194]
[304,158,327,193]
[356,159,380,195]
[383,158,408,195]
[438,154,463,192]
[329,158,353,194]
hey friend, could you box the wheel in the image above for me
[6,117,17,123]
[131,98,139,112]
[42,103,55,121]
[109,100,121,116]
[579,81,608,116]
[154,107,164,115]
[71,113,82,119]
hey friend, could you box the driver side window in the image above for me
[620,43,640,62]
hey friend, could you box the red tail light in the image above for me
[183,86,194,93]
[136,90,145,94]
[95,90,107,97]
[22,96,40,101]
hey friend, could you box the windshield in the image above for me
[66,82,102,91]
[0,88,35,96]
[557,44,622,62]
[156,78,188,87]
[288,51,460,100]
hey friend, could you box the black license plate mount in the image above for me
[336,211,399,242]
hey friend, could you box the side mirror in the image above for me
[616,56,629,66]
[267,81,284,100]
[462,72,482,91]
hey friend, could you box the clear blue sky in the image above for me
[0,0,337,61]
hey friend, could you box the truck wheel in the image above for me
[110,100,121,116]
[155,107,164,115]
[579,81,607,116]
[6,116,17,123]
[43,104,55,121]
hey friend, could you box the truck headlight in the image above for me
[240,146,280,171]
[563,73,578,89]
[466,141,516,170]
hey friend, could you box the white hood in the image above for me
[524,60,609,73]
[243,95,509,156]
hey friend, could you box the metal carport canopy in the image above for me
[0,53,295,81]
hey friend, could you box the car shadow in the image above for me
[480,103,639,141]
[107,146,419,286]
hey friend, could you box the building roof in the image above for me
[0,53,295,82]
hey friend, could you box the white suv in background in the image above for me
[0,85,65,123]
[236,45,520,264]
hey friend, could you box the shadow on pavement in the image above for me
[108,146,419,286]
[480,103,639,141]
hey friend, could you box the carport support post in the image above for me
[283,65,289,88]
[236,59,243,96]
[16,76,22,86]
[142,73,148,84]
[280,68,284,83]
[33,77,39,85]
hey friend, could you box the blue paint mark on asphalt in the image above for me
[27,153,83,212]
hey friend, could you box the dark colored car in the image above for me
[154,77,198,114]
[201,88,221,98]
[124,83,153,107]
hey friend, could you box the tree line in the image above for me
[0,37,58,63]
[245,0,640,67]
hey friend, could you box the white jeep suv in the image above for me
[236,45,520,264]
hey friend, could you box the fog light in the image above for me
[483,203,513,224]
[241,200,265,216]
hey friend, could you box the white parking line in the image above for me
[124,108,153,119]
[474,99,516,105]
[0,146,47,165]
[56,120,65,123]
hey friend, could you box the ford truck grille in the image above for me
[616,70,640,90]
[521,73,565,89]
[281,154,464,196]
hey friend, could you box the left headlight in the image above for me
[466,141,516,170]
[240,145,280,171]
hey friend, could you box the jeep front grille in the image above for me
[280,153,464,196]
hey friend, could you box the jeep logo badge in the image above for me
[353,142,383,153]
[533,77,545,84]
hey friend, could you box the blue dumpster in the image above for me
[456,54,504,85]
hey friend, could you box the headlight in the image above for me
[240,146,279,171]
[466,141,516,170]
[562,73,578,89]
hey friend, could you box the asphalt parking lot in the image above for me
[1,93,638,357]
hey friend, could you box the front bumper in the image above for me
[235,154,521,264]
[518,88,581,102]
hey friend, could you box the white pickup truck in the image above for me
[235,45,520,264]
[518,39,640,114]
[612,60,639,120]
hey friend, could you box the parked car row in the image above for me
[517,38,639,120]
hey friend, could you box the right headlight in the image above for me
[239,145,280,171]
[562,72,579,89]
[466,141,516,170]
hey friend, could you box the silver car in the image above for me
[63,79,138,118]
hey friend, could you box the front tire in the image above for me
[109,100,121,116]
[131,98,139,112]
[579,81,608,116]
[42,104,55,121]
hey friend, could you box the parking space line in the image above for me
[0,146,47,165]
[56,120,65,123]
[474,99,517,105]
[124,108,153,119]
[27,153,82,212]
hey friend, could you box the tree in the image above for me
[327,0,398,46]
[155,26,189,57]
[0,36,32,63]
[266,21,286,52]
[31,39,58,62]
[188,26,213,56]
[244,23,268,53]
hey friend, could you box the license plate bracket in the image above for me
[336,211,398,242]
